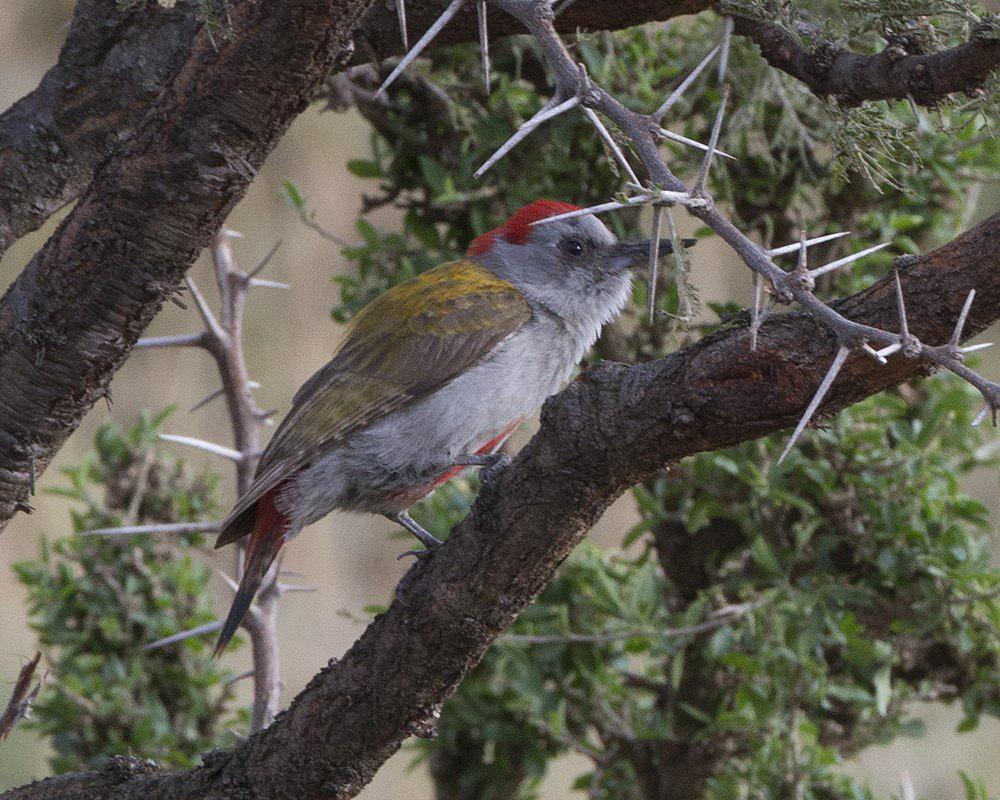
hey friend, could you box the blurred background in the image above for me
[0,1,997,796]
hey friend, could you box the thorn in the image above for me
[530,194,648,226]
[189,381,260,413]
[971,403,990,427]
[950,289,976,348]
[215,568,239,593]
[249,278,290,289]
[158,433,243,462]
[134,333,207,349]
[653,44,721,120]
[778,345,851,464]
[474,95,579,177]
[717,16,734,82]
[248,240,282,278]
[960,342,993,354]
[647,205,664,325]
[82,521,220,537]
[14,501,33,515]
[876,342,903,359]
[377,0,465,95]
[143,620,222,651]
[102,385,113,410]
[766,231,850,257]
[894,270,909,341]
[477,0,490,94]
[807,242,890,279]
[184,276,225,340]
[395,0,408,50]
[657,128,737,160]
[749,272,771,352]
[861,343,888,364]
[278,584,316,594]
[695,85,729,194]
[583,106,640,185]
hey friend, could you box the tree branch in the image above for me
[0,0,375,531]
[3,214,996,800]
[731,14,1000,107]
[0,0,201,258]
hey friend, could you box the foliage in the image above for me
[298,10,1000,800]
[13,411,247,773]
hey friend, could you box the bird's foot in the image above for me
[390,510,443,557]
[453,451,512,490]
[397,547,437,562]
[480,453,511,490]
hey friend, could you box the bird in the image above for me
[211,199,693,655]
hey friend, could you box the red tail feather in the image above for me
[213,488,288,657]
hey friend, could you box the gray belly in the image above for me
[283,318,578,530]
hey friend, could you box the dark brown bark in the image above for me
[732,14,1000,106]
[0,0,375,528]
[0,0,709,260]
[3,216,997,800]
[0,0,201,258]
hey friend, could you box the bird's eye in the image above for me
[560,238,584,256]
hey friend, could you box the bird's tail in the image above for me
[213,489,287,657]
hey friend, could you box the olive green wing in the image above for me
[216,260,531,545]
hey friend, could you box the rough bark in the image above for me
[0,0,375,528]
[0,0,708,260]
[0,0,201,258]
[4,215,997,800]
[733,14,1000,106]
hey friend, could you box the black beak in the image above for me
[606,237,697,269]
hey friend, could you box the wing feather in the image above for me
[217,260,531,540]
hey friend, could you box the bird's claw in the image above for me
[397,546,438,562]
[481,453,512,490]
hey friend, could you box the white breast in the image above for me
[284,274,631,531]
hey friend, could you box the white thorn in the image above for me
[249,277,290,289]
[971,403,990,427]
[475,96,579,177]
[894,270,910,340]
[158,433,243,462]
[82,521,220,537]
[220,227,243,239]
[395,0,409,50]
[657,128,737,160]
[583,106,640,186]
[750,272,763,352]
[778,345,850,464]
[695,85,729,193]
[654,44,721,119]
[215,567,240,593]
[530,194,650,226]
[718,16,734,82]
[134,333,206,349]
[184,276,224,338]
[477,0,490,94]
[143,620,222,651]
[876,342,903,358]
[648,205,664,325]
[767,231,850,257]
[807,242,890,278]
[377,0,465,95]
[862,343,888,364]
[951,289,976,348]
[796,230,808,273]
[960,342,993,354]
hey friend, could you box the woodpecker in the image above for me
[212,200,692,654]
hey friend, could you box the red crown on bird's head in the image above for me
[467,200,582,256]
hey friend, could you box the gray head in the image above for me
[467,200,689,329]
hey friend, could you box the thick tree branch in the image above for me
[0,0,201,258]
[732,14,1000,107]
[4,215,996,800]
[0,0,375,530]
[0,0,709,258]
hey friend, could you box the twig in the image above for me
[0,652,47,744]
[82,521,220,538]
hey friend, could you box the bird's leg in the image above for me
[454,451,512,489]
[392,510,443,560]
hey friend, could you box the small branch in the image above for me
[143,621,222,651]
[0,652,46,744]
[732,15,1000,107]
